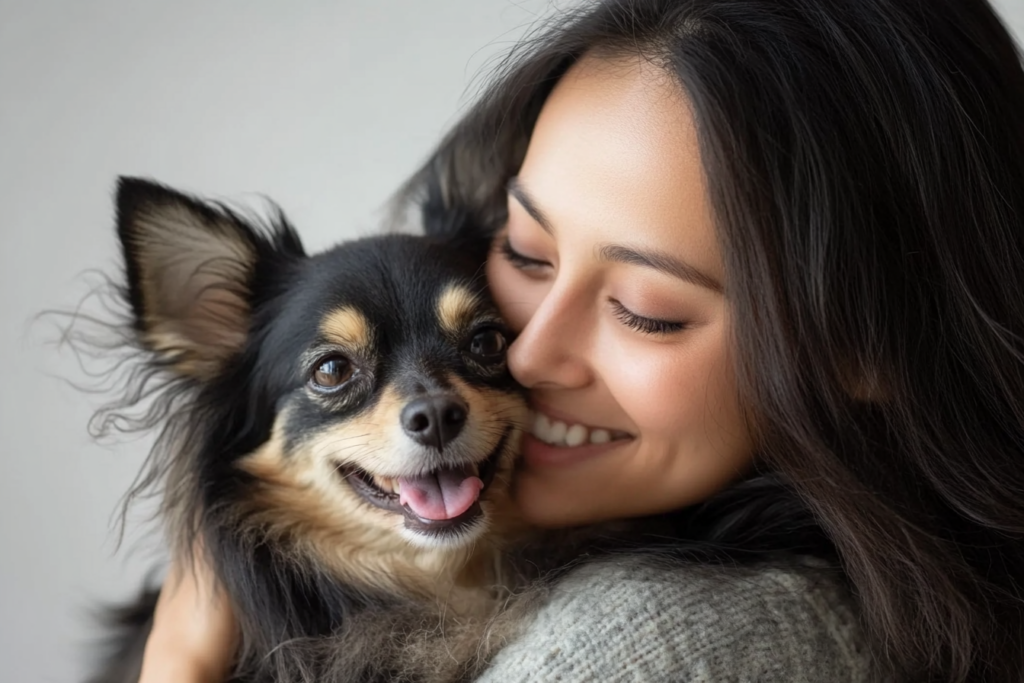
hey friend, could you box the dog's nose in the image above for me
[401,394,468,451]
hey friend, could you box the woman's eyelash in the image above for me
[499,239,684,335]
[499,237,549,269]
[610,299,687,335]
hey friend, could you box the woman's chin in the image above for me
[510,465,620,530]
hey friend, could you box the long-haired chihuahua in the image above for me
[87,176,538,683]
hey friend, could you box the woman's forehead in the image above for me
[516,53,723,284]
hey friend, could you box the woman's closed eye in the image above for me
[609,298,688,335]
[499,237,551,272]
[501,235,687,335]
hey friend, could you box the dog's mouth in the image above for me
[335,428,511,536]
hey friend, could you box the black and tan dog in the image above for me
[88,177,536,682]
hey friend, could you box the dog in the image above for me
[85,176,548,683]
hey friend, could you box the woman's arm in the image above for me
[138,548,237,683]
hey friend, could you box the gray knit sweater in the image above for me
[476,556,879,682]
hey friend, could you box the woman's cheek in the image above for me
[599,327,725,432]
[601,343,684,428]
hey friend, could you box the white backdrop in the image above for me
[2,1,1023,680]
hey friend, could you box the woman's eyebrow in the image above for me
[507,176,722,293]
[507,177,554,234]
[598,244,723,293]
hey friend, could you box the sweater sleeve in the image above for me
[474,556,879,683]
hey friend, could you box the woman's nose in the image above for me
[506,284,593,390]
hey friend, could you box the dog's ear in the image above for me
[116,177,270,380]
[420,160,492,261]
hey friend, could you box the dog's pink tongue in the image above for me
[399,468,483,521]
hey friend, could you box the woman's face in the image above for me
[487,54,756,527]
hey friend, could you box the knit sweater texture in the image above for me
[476,556,879,682]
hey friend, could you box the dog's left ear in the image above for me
[116,177,286,380]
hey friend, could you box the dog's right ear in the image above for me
[419,158,492,262]
[116,177,271,381]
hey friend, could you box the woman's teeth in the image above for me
[529,412,625,447]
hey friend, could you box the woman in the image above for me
[138,0,1024,680]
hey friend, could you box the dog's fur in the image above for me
[84,176,563,683]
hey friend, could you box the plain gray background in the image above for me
[2,1,1023,681]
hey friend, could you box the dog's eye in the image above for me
[467,328,507,362]
[310,356,354,391]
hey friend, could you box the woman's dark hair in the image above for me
[396,0,1024,680]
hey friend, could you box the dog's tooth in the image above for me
[371,475,398,494]
[589,429,611,444]
[564,424,587,447]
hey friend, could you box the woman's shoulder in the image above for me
[477,554,882,682]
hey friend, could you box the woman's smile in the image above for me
[521,403,635,469]
[526,406,632,448]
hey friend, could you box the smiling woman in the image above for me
[487,53,752,528]
[137,0,1024,681]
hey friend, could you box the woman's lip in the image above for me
[519,433,630,469]
[528,400,632,437]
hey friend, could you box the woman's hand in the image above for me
[138,546,237,683]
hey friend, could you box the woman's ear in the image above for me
[116,177,261,381]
